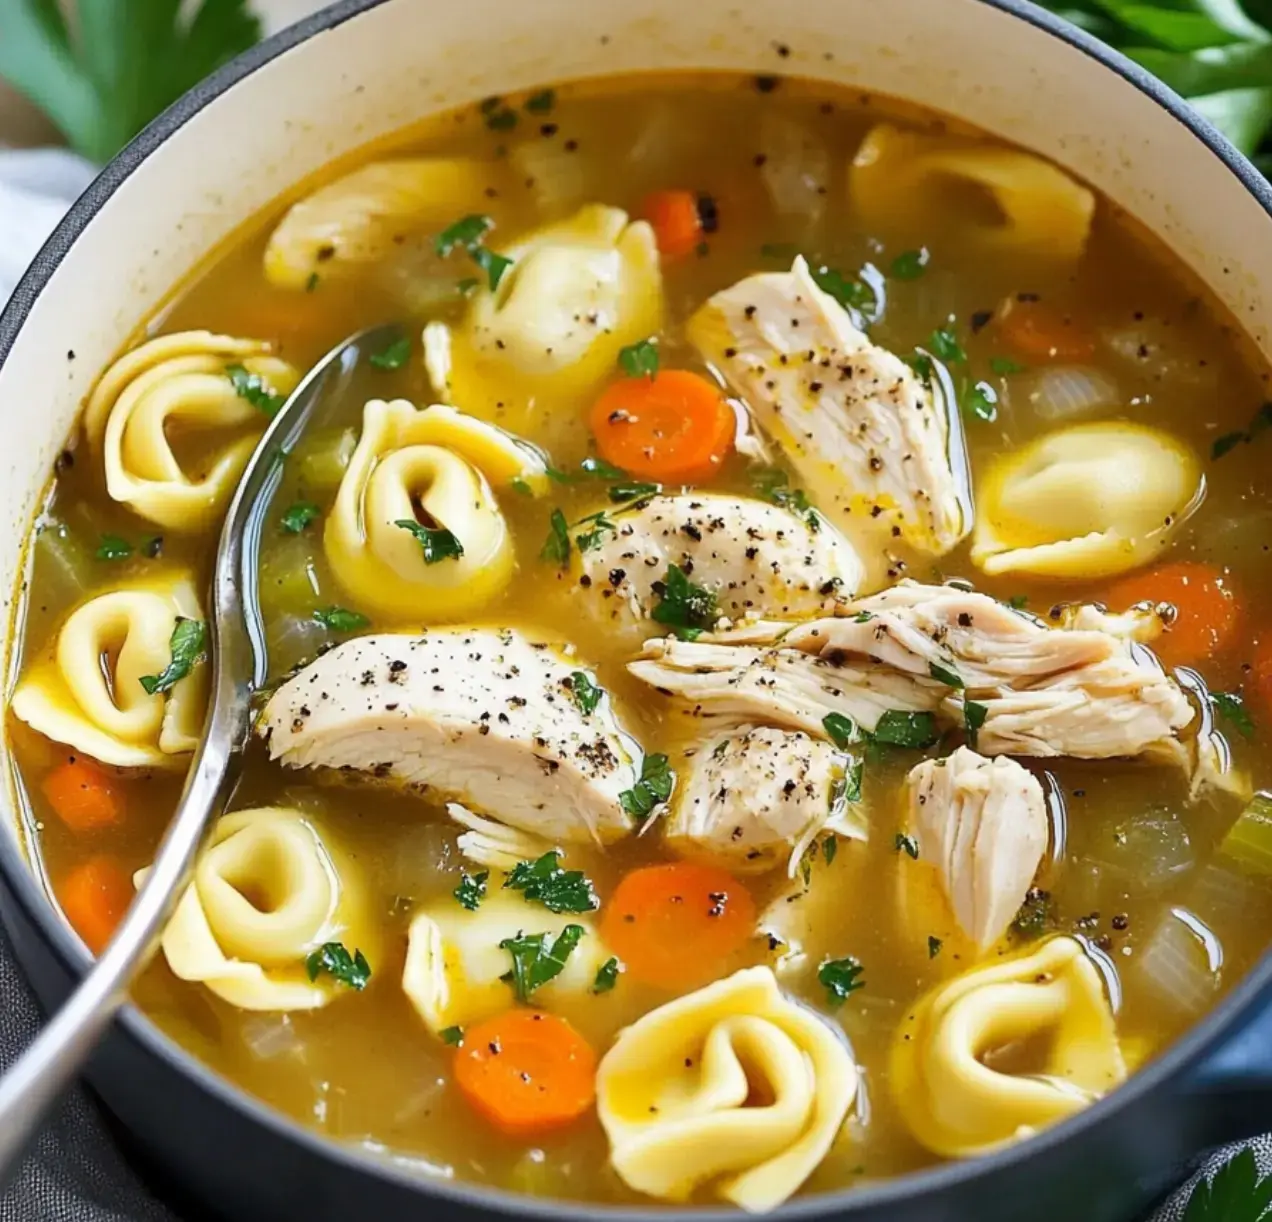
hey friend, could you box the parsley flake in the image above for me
[280,502,320,534]
[928,935,943,959]
[453,870,489,911]
[929,660,964,689]
[894,833,920,860]
[619,753,675,821]
[823,712,860,750]
[566,671,603,716]
[369,335,411,370]
[139,617,206,695]
[873,710,939,748]
[312,606,370,633]
[500,925,585,1001]
[440,1025,464,1046]
[618,337,660,378]
[525,88,556,113]
[965,379,998,423]
[95,534,133,561]
[928,326,966,364]
[394,519,464,564]
[818,956,865,1006]
[1213,691,1255,739]
[964,700,989,750]
[305,942,371,991]
[226,364,285,416]
[574,511,616,553]
[540,508,571,566]
[889,248,928,280]
[504,852,598,914]
[651,564,717,640]
[593,957,622,993]
[990,356,1026,375]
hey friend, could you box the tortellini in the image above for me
[83,331,299,533]
[447,204,663,420]
[850,123,1095,261]
[145,806,378,1011]
[263,158,506,289]
[971,422,1203,580]
[10,572,206,769]
[596,966,857,1211]
[891,936,1126,1158]
[325,399,547,620]
[402,889,608,1036]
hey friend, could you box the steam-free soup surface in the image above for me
[8,71,1272,1206]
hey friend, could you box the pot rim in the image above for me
[2,0,1271,1216]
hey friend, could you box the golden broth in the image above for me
[7,71,1272,1204]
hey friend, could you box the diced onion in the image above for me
[240,1014,305,1062]
[1133,907,1220,1019]
[1007,365,1120,423]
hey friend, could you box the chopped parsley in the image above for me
[873,710,939,748]
[439,1025,464,1046]
[511,477,533,496]
[929,660,964,689]
[305,942,371,991]
[578,456,627,480]
[566,671,603,716]
[1212,691,1255,739]
[822,835,838,864]
[394,519,464,564]
[964,700,989,749]
[618,337,660,378]
[541,508,572,566]
[453,870,489,911]
[525,88,556,113]
[481,96,518,130]
[619,753,675,821]
[434,213,513,291]
[1008,594,1030,610]
[1212,403,1272,459]
[95,534,133,561]
[928,935,943,959]
[280,502,320,534]
[505,852,599,914]
[823,712,860,750]
[312,606,370,633]
[499,925,586,1001]
[471,247,513,292]
[651,564,717,640]
[818,956,865,1005]
[226,363,285,416]
[990,356,1026,375]
[928,325,966,364]
[835,759,864,806]
[810,264,875,316]
[593,957,622,993]
[894,832,920,860]
[368,335,412,370]
[1012,887,1054,940]
[139,617,207,695]
[889,248,929,280]
[905,351,934,384]
[574,511,616,553]
[609,481,660,503]
[964,380,998,423]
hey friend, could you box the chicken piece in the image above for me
[688,256,970,556]
[906,748,1048,950]
[669,726,867,875]
[259,629,639,845]
[571,493,863,638]
[630,580,1195,761]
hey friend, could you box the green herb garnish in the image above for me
[394,519,464,564]
[95,534,132,561]
[964,700,989,750]
[651,564,717,640]
[369,336,412,370]
[928,935,943,959]
[823,712,860,750]
[139,617,206,695]
[810,264,875,315]
[453,870,489,911]
[280,502,320,534]
[504,852,598,914]
[435,214,494,255]
[499,926,586,1001]
[873,710,939,748]
[618,337,660,378]
[227,364,285,416]
[472,246,513,291]
[619,753,675,820]
[889,248,928,280]
[609,481,661,503]
[305,942,371,991]
[312,606,370,633]
[928,326,966,364]
[1213,691,1256,739]
[929,660,964,689]
[990,356,1026,375]
[965,380,998,423]
[593,957,622,993]
[894,832,920,860]
[823,835,838,864]
[818,956,865,1005]
[1011,887,1053,940]
[566,671,603,716]
[525,88,556,113]
[541,508,571,566]
[1212,403,1272,459]
[1008,594,1029,610]
[837,759,864,805]
[440,1025,464,1046]
[574,511,616,553]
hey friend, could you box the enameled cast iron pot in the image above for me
[3,0,1272,1218]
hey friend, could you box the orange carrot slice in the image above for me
[640,189,705,259]
[42,756,125,832]
[996,296,1096,362]
[58,856,133,954]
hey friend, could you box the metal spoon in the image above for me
[0,322,404,1177]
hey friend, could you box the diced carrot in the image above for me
[639,189,706,260]
[41,755,126,832]
[590,370,734,483]
[453,1010,596,1136]
[57,855,133,954]
[1248,636,1272,720]
[599,862,756,990]
[995,296,1096,362]
[1101,561,1240,670]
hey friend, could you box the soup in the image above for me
[6,71,1272,1209]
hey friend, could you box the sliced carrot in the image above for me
[600,862,756,990]
[1248,636,1272,720]
[639,189,705,260]
[58,855,133,954]
[995,296,1096,362]
[590,370,734,483]
[1101,561,1240,670]
[454,1010,596,1136]
[41,756,126,832]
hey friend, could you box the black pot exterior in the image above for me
[5,0,1272,1219]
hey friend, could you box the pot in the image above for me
[3,0,1272,1218]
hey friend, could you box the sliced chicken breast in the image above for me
[571,493,863,638]
[906,748,1048,950]
[688,256,969,556]
[668,726,867,875]
[259,628,639,844]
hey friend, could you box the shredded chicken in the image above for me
[688,256,970,556]
[906,748,1048,949]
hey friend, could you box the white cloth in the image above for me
[0,148,96,303]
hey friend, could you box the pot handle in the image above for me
[1180,999,1272,1147]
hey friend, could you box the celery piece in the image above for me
[31,519,96,609]
[1219,792,1272,876]
[258,536,322,620]
[296,428,357,493]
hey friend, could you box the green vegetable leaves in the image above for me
[500,925,586,1001]
[619,753,675,821]
[873,710,939,748]
[395,519,465,564]
[227,364,285,416]
[541,509,572,565]
[434,213,513,291]
[1183,1147,1272,1222]
[618,338,660,378]
[1213,690,1256,738]
[818,956,866,1005]
[454,869,489,911]
[139,617,206,695]
[651,564,718,640]
[889,247,929,279]
[929,660,965,689]
[369,336,412,370]
[894,832,920,860]
[823,712,861,749]
[305,941,371,991]
[964,700,989,749]
[593,957,622,993]
[312,606,370,633]
[928,325,966,364]
[0,0,262,163]
[280,502,320,534]
[504,852,599,914]
[440,1025,465,1046]
[750,466,822,532]
[565,671,603,716]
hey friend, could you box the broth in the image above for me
[7,70,1272,1207]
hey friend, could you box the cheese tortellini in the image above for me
[263,158,506,289]
[146,806,378,1011]
[971,422,1202,580]
[891,936,1126,1158]
[10,572,206,769]
[447,204,663,420]
[402,889,608,1037]
[83,331,299,533]
[325,399,547,620]
[850,123,1095,261]
[596,966,858,1211]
